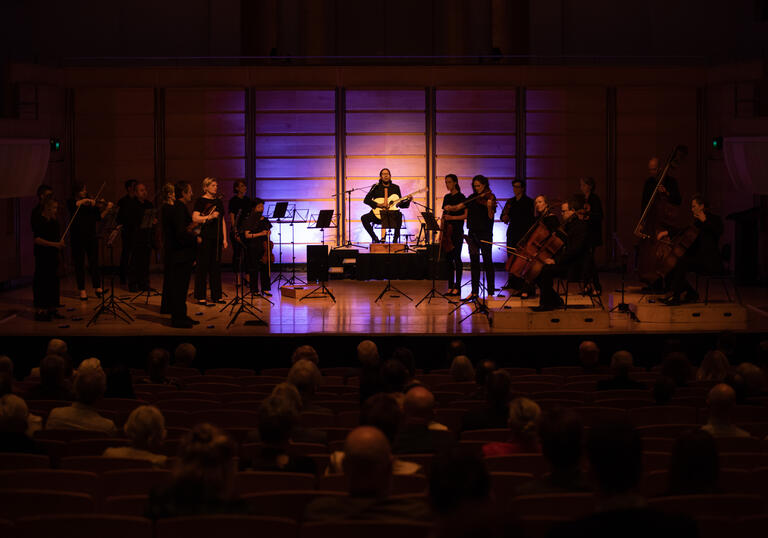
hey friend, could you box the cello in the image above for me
[504,213,565,284]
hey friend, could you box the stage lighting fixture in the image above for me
[711,136,723,150]
[50,137,61,152]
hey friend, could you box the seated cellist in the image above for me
[533,194,590,311]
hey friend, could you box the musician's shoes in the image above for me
[215,299,227,304]
[463,293,478,301]
[197,300,214,307]
[95,289,104,298]
[80,294,88,301]
[263,291,273,297]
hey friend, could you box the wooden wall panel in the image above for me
[254,90,338,261]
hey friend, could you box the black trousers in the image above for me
[583,246,601,290]
[249,262,271,294]
[668,253,718,297]
[231,238,245,277]
[195,238,222,301]
[119,229,133,282]
[361,211,401,243]
[160,257,172,314]
[129,240,151,290]
[166,259,193,322]
[468,230,494,295]
[445,229,464,289]
[535,263,566,308]
[72,238,100,290]
[33,252,60,309]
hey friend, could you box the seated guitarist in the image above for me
[361,168,407,243]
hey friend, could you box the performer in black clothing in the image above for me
[68,183,114,300]
[116,179,138,284]
[361,168,405,243]
[641,156,681,213]
[31,184,53,230]
[192,177,228,305]
[440,174,467,297]
[660,195,724,305]
[32,198,65,321]
[456,175,497,299]
[228,179,251,286]
[534,195,561,232]
[243,198,273,297]
[534,195,590,310]
[162,181,199,328]
[159,183,176,315]
[500,179,535,292]
[128,183,156,292]
[579,176,603,294]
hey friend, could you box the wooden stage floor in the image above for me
[1,271,766,338]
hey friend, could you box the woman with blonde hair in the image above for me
[482,397,541,457]
[696,351,730,383]
[103,405,167,466]
[192,177,228,306]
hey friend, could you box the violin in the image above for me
[438,216,455,254]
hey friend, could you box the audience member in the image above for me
[652,376,676,405]
[579,340,605,373]
[25,355,75,401]
[0,394,39,453]
[667,429,720,495]
[380,359,410,394]
[28,338,73,379]
[449,355,475,382]
[696,350,730,383]
[482,397,541,457]
[242,395,316,473]
[549,420,697,538]
[734,362,766,399]
[173,342,196,368]
[517,409,590,494]
[661,352,693,387]
[701,383,750,438]
[77,357,103,375]
[470,359,497,400]
[391,347,417,379]
[329,393,420,475]
[288,359,330,414]
[268,382,326,445]
[461,370,512,431]
[104,363,136,399]
[146,424,247,519]
[358,339,382,403]
[104,405,168,466]
[445,339,467,365]
[0,356,13,377]
[393,386,456,454]
[596,351,645,391]
[46,367,117,434]
[291,345,319,365]
[138,348,183,388]
[304,426,431,521]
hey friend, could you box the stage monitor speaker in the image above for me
[307,245,329,282]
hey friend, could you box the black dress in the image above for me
[193,197,225,301]
[442,192,466,289]
[67,199,102,291]
[162,201,196,323]
[33,216,61,309]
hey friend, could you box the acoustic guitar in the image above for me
[372,187,427,219]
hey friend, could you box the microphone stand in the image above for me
[415,203,455,307]
[333,186,371,250]
[609,232,639,321]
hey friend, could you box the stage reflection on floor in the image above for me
[0,272,765,337]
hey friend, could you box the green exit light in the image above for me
[50,137,61,152]
[712,136,723,150]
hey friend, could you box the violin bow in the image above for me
[60,181,106,242]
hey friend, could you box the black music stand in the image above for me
[609,232,639,321]
[449,236,491,322]
[131,207,161,303]
[415,211,454,307]
[301,209,336,303]
[222,235,265,328]
[374,210,412,304]
[269,202,290,286]
[88,241,135,326]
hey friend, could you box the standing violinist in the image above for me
[243,198,273,297]
[228,179,251,285]
[128,183,155,292]
[500,179,535,293]
[659,194,723,305]
[579,176,603,295]
[68,183,113,300]
[456,174,497,300]
[163,181,198,328]
[533,194,590,311]
[192,177,228,306]
[441,174,467,297]
[33,198,65,321]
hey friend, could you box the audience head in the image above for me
[380,359,409,393]
[445,340,467,364]
[257,395,300,446]
[173,342,196,367]
[429,449,491,515]
[609,350,634,378]
[474,359,496,388]
[449,355,475,382]
[175,423,235,498]
[538,408,583,471]
[124,405,166,451]
[662,352,693,387]
[357,340,380,368]
[735,362,765,397]
[391,347,416,378]
[586,420,643,497]
[46,338,68,357]
[147,348,171,383]
[290,345,319,365]
[668,429,719,495]
[73,367,107,405]
[270,382,303,412]
[360,393,404,445]
[0,394,29,433]
[653,376,676,405]
[403,386,436,424]
[39,354,67,388]
[342,426,393,497]
[77,358,103,375]
[579,340,600,370]
[707,383,737,424]
[697,350,730,382]
[287,359,322,399]
[485,370,512,411]
[0,356,12,376]
[507,397,541,448]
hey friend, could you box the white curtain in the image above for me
[723,136,768,194]
[0,138,51,199]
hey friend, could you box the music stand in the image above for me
[333,186,368,250]
[374,210,412,304]
[415,210,454,307]
[131,207,161,303]
[301,209,336,303]
[269,202,290,286]
[222,236,266,328]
